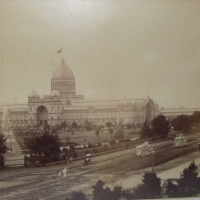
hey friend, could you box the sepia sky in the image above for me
[0,0,200,108]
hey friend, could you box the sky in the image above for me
[0,0,200,108]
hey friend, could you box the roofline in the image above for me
[76,98,146,104]
[0,103,28,106]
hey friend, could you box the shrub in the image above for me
[109,139,116,145]
[149,136,160,142]
[88,142,93,148]
[103,144,108,151]
[93,148,99,154]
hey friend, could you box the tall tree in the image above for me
[61,121,67,130]
[178,161,200,197]
[71,122,78,130]
[171,115,192,133]
[140,119,152,138]
[24,136,41,156]
[66,191,87,200]
[114,129,124,139]
[105,122,112,128]
[92,180,122,200]
[40,133,60,157]
[133,172,162,199]
[165,180,179,198]
[24,133,60,157]
[95,130,99,139]
[192,111,200,126]
[0,133,9,154]
[151,115,169,137]
[109,128,113,138]
[92,180,105,200]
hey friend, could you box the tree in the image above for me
[105,122,112,128]
[133,172,161,199]
[95,130,99,139]
[114,129,124,139]
[66,191,87,200]
[192,111,200,126]
[44,123,50,131]
[112,185,123,200]
[140,119,152,138]
[71,122,78,130]
[109,128,113,137]
[178,161,200,197]
[0,133,9,167]
[24,133,60,157]
[151,115,169,137]
[51,124,60,134]
[61,121,67,130]
[40,133,60,157]
[165,180,179,198]
[0,133,9,154]
[92,180,122,200]
[84,121,92,131]
[24,136,41,156]
[92,180,105,200]
[171,115,192,133]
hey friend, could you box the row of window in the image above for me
[0,120,28,125]
[0,116,144,125]
[52,84,75,90]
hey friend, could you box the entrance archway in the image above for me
[37,106,48,125]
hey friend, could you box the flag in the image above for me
[57,167,67,177]
[57,49,62,54]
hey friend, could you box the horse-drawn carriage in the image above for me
[84,154,92,164]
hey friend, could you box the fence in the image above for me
[4,158,24,167]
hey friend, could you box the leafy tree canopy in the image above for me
[165,180,179,198]
[0,133,9,154]
[171,115,192,133]
[66,191,87,200]
[105,122,112,128]
[71,122,78,129]
[24,133,60,157]
[134,172,161,199]
[178,161,200,197]
[114,129,124,139]
[192,111,200,125]
[92,180,122,200]
[60,121,67,130]
[95,130,99,138]
[151,115,170,137]
[140,119,152,138]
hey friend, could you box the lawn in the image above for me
[58,128,140,146]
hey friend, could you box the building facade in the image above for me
[1,59,196,129]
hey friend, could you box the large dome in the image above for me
[52,59,75,81]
